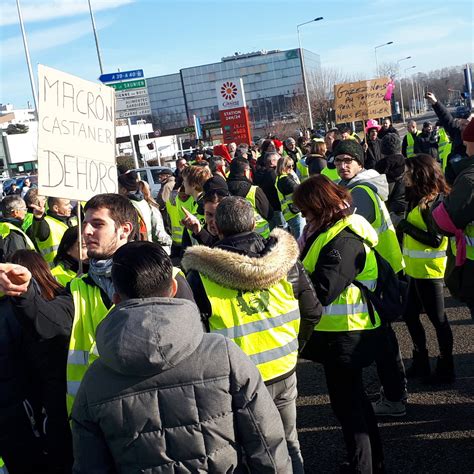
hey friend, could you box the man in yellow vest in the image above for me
[31,196,76,266]
[183,196,322,474]
[402,120,420,158]
[0,195,35,262]
[0,194,195,415]
[333,140,408,417]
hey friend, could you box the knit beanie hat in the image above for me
[334,140,365,166]
[118,171,139,191]
[462,118,474,142]
[381,133,402,156]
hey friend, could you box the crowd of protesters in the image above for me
[0,94,473,474]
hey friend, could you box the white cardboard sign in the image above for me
[37,65,117,201]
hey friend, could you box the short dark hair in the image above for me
[229,157,250,176]
[215,196,255,237]
[24,188,41,207]
[47,196,63,209]
[54,226,79,266]
[112,241,173,298]
[209,155,224,173]
[84,193,139,241]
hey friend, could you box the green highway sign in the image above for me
[108,79,146,91]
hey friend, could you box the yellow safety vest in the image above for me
[321,165,340,182]
[36,216,70,266]
[296,159,309,181]
[402,206,447,279]
[246,186,270,238]
[200,274,300,382]
[51,262,77,287]
[302,214,381,331]
[405,131,420,158]
[275,174,299,222]
[21,212,34,232]
[438,128,452,172]
[0,221,36,251]
[352,185,405,274]
[66,276,110,413]
[165,193,194,246]
[450,220,474,261]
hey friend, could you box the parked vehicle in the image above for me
[132,166,174,198]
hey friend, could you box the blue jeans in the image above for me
[266,373,304,474]
[287,215,306,240]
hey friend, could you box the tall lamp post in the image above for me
[397,56,411,123]
[88,0,104,75]
[297,16,323,131]
[374,41,394,76]
[405,66,417,117]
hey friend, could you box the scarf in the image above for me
[432,202,466,266]
[88,258,115,300]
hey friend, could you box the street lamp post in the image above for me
[88,0,104,75]
[405,66,417,117]
[397,56,411,123]
[374,41,394,76]
[297,16,323,131]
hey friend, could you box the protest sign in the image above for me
[37,65,117,200]
[334,77,392,124]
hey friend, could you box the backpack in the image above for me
[353,250,408,324]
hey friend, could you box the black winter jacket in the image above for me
[72,298,292,473]
[378,125,399,140]
[253,168,281,211]
[183,229,322,383]
[0,218,31,263]
[364,138,382,170]
[416,130,439,160]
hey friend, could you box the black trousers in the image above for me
[403,278,453,357]
[324,363,384,473]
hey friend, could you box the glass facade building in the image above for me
[146,48,320,133]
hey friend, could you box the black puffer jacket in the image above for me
[72,298,291,473]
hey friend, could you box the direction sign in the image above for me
[116,96,150,111]
[116,108,152,119]
[115,88,148,99]
[108,79,146,91]
[99,69,144,83]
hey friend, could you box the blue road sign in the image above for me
[99,69,144,83]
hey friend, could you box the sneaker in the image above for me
[372,396,406,417]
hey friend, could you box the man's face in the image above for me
[12,202,27,222]
[204,201,219,236]
[24,178,31,187]
[83,207,129,260]
[424,124,433,133]
[382,119,390,130]
[286,140,296,151]
[335,154,363,180]
[407,122,417,133]
[269,155,278,169]
[55,199,72,217]
[325,133,335,150]
[177,159,187,171]
[341,132,351,140]
[228,143,237,153]
[369,129,378,141]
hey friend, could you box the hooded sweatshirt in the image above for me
[340,169,390,225]
[71,298,291,473]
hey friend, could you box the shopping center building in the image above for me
[146,48,320,136]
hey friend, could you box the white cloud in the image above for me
[1,0,135,27]
[0,17,113,58]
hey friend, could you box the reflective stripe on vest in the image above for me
[0,221,36,251]
[321,166,340,182]
[200,274,300,382]
[246,186,270,238]
[302,214,381,332]
[36,216,69,266]
[352,185,405,273]
[406,131,420,158]
[450,221,474,261]
[402,205,447,279]
[66,276,110,413]
[275,174,299,222]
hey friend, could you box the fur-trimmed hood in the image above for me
[182,228,299,291]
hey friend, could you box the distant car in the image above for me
[132,166,174,199]
[1,178,18,196]
[454,105,471,119]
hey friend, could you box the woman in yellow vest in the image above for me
[52,226,88,287]
[275,156,305,238]
[9,250,74,472]
[398,154,454,383]
[294,175,384,474]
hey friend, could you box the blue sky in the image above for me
[1,0,473,108]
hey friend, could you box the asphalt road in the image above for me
[296,292,474,473]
